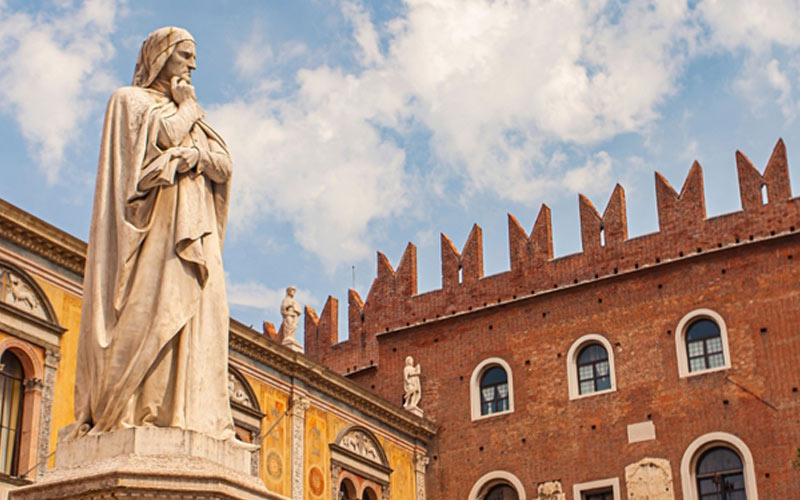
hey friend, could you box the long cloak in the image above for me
[73,85,234,439]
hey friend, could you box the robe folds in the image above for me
[72,85,234,440]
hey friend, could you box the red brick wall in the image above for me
[304,140,800,498]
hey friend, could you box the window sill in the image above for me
[471,408,514,422]
[569,387,617,401]
[679,364,730,379]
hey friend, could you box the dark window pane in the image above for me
[697,447,743,475]
[687,319,720,341]
[578,344,608,364]
[596,376,611,391]
[481,366,507,387]
[0,352,22,379]
[485,484,518,500]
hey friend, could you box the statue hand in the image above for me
[171,76,197,105]
[173,147,200,173]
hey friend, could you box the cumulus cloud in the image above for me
[226,277,317,315]
[214,0,707,269]
[697,0,800,119]
[0,0,119,182]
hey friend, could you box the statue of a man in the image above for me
[403,356,421,411]
[71,27,234,440]
[280,286,302,342]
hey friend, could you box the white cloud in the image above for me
[0,0,119,182]
[212,0,706,269]
[561,151,614,197]
[226,277,318,320]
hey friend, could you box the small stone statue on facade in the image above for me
[280,286,303,352]
[403,356,422,415]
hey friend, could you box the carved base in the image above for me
[10,428,283,500]
[407,406,424,417]
[281,337,303,353]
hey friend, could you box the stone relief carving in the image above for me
[227,372,252,407]
[625,457,674,500]
[414,452,429,500]
[339,429,381,463]
[536,480,566,500]
[38,354,58,477]
[290,395,310,500]
[1,270,46,319]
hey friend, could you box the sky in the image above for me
[1,0,800,340]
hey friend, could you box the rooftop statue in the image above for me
[71,27,234,440]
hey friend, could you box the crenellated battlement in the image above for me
[301,140,800,375]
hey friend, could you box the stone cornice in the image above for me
[0,198,86,276]
[229,320,437,443]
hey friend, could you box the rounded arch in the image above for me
[468,470,526,500]
[0,260,59,325]
[227,366,261,412]
[680,431,758,500]
[675,308,731,378]
[361,485,379,500]
[339,477,357,499]
[0,337,43,381]
[566,333,617,400]
[470,357,514,421]
[334,424,389,467]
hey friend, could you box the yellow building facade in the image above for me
[0,198,435,499]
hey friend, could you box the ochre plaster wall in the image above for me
[33,278,81,466]
[247,375,291,497]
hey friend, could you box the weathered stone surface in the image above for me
[536,480,566,500]
[625,457,674,500]
[10,428,279,500]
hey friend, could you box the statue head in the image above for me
[405,356,413,366]
[286,286,296,297]
[132,27,196,88]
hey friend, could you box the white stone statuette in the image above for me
[280,286,303,352]
[403,356,422,415]
[68,27,236,441]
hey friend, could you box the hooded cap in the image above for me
[132,27,195,88]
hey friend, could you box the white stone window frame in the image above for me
[467,470,526,500]
[680,431,758,500]
[572,477,621,500]
[470,357,514,421]
[567,334,617,400]
[675,308,731,378]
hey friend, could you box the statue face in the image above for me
[159,40,196,84]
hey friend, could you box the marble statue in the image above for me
[280,286,303,352]
[280,286,302,340]
[403,356,422,412]
[71,27,234,440]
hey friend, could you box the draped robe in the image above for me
[73,85,234,439]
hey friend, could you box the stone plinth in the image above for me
[10,428,286,500]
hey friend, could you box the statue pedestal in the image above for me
[281,336,303,353]
[9,428,285,500]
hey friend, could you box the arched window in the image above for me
[339,478,357,500]
[362,486,379,500]
[567,334,617,400]
[480,366,509,416]
[468,471,526,500]
[470,358,515,420]
[695,447,745,499]
[485,484,519,500]
[686,320,724,373]
[577,344,611,395]
[675,309,731,378]
[0,351,25,476]
[680,432,758,500]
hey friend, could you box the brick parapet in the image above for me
[304,140,800,376]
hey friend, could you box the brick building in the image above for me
[304,140,800,499]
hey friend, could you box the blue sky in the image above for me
[2,0,800,338]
